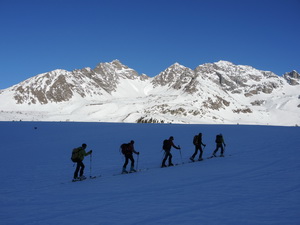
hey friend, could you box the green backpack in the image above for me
[71,147,81,162]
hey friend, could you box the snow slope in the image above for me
[1,122,299,225]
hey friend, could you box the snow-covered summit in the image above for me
[0,60,299,126]
[151,62,193,89]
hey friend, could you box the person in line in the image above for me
[190,132,206,161]
[72,143,92,181]
[121,140,140,173]
[212,134,226,157]
[161,136,181,167]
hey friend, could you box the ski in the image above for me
[72,178,85,182]
[207,154,231,159]
[113,168,149,176]
[171,163,181,166]
[89,175,101,179]
[72,175,101,182]
[189,158,204,163]
[161,163,181,168]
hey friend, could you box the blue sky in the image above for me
[0,0,299,89]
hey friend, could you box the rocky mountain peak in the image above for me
[93,60,140,80]
[151,63,194,88]
[8,60,151,105]
[284,70,300,85]
[169,62,184,69]
[214,60,235,67]
[194,61,284,96]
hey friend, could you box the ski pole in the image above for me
[179,146,183,164]
[90,153,92,178]
[161,151,166,161]
[136,154,139,171]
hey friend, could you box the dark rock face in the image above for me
[283,70,300,85]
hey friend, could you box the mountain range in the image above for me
[0,60,299,126]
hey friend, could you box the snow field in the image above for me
[0,122,299,225]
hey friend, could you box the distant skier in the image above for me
[212,134,226,157]
[190,133,206,161]
[71,143,92,181]
[161,136,181,167]
[120,140,140,173]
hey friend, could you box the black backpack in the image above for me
[193,135,199,145]
[215,135,223,143]
[120,143,130,155]
[162,139,170,150]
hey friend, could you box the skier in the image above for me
[161,136,181,167]
[190,133,206,161]
[72,143,92,181]
[212,134,226,157]
[121,140,140,173]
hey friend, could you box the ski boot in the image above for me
[130,166,137,173]
[79,175,86,180]
[122,167,129,174]
[190,157,195,162]
[72,177,80,182]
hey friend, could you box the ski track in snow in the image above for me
[0,122,300,225]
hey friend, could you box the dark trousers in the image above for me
[162,151,172,166]
[213,144,224,155]
[74,161,85,178]
[123,154,135,168]
[191,145,203,159]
